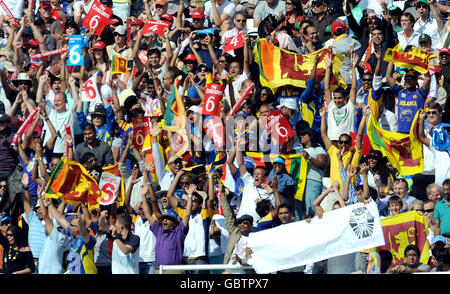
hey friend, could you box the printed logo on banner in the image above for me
[349,206,375,239]
[141,19,171,36]
[132,116,150,150]
[68,35,89,66]
[82,0,113,36]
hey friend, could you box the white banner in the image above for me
[247,201,385,274]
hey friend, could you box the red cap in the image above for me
[192,10,205,19]
[439,47,450,55]
[128,17,143,27]
[39,1,51,8]
[331,21,345,34]
[93,41,106,50]
[161,13,174,23]
[183,53,197,62]
[107,96,114,102]
[27,39,40,47]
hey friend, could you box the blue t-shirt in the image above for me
[354,79,382,133]
[267,171,295,203]
[392,84,428,133]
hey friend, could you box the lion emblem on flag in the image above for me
[349,207,375,239]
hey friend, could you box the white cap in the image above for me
[277,98,298,111]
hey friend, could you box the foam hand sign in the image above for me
[82,0,113,36]
[68,35,89,66]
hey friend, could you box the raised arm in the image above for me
[167,170,184,209]
[319,107,332,151]
[182,184,195,228]
[418,109,430,147]
[349,52,358,105]
[386,61,396,88]
[355,107,369,151]
[312,185,333,218]
[323,54,333,106]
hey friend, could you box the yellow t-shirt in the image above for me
[328,144,362,190]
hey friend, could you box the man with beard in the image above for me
[74,123,114,167]
[141,179,192,273]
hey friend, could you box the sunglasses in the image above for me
[0,185,6,188]
[338,140,351,145]
[6,233,13,237]
[427,111,439,115]
[219,59,226,63]
[362,78,372,82]
[87,159,96,164]
[191,198,200,203]
[198,68,209,72]
[424,209,434,213]
[180,182,190,186]
[235,19,245,23]
[155,4,166,9]
[238,220,251,225]
[90,171,100,177]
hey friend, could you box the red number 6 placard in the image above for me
[200,83,225,117]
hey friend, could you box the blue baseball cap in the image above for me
[244,156,255,170]
[273,157,285,165]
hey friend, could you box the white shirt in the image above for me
[204,0,236,23]
[397,30,421,50]
[152,141,175,191]
[44,105,75,153]
[134,216,156,262]
[183,212,207,258]
[430,143,450,186]
[227,235,249,274]
[326,100,355,141]
[111,238,140,274]
[378,108,398,133]
[237,171,275,227]
[414,16,442,49]
[208,214,230,257]
[38,222,70,274]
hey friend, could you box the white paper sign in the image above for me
[99,172,121,205]
[247,201,385,274]
[81,74,101,102]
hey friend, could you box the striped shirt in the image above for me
[21,210,47,259]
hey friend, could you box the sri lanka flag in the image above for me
[44,157,104,212]
[253,38,346,91]
[384,45,436,74]
[377,211,429,267]
[366,111,424,176]
[111,54,128,74]
[246,152,307,201]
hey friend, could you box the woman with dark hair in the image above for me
[359,150,393,193]
[283,0,305,28]
[253,87,275,116]
[88,41,110,82]
[298,128,328,219]
[0,225,34,274]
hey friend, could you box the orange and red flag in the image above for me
[44,157,104,212]
[253,39,346,91]
[384,45,436,74]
